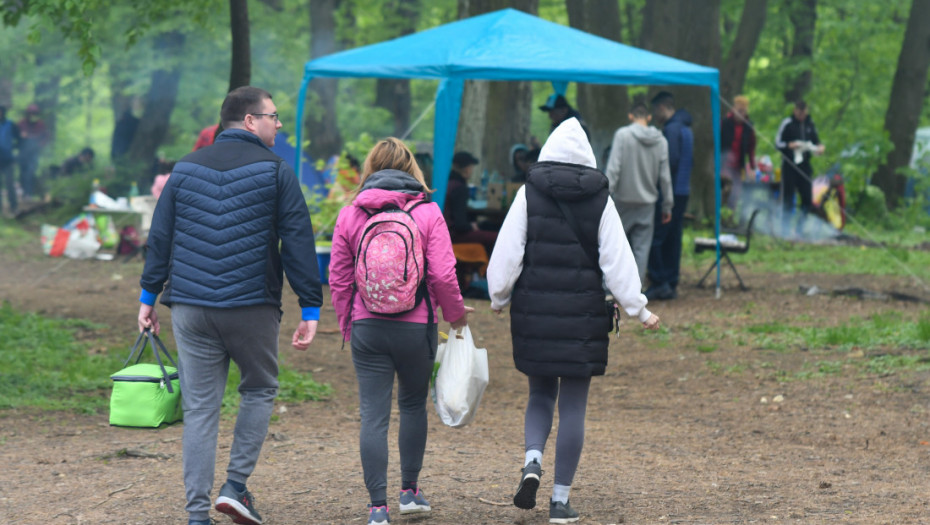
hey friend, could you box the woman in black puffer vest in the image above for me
[487,117,661,523]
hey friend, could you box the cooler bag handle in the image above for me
[122,329,179,394]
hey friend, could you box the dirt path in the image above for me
[2,241,930,524]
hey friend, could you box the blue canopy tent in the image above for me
[296,8,726,293]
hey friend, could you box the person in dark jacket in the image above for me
[137,86,323,525]
[17,104,47,203]
[646,91,693,300]
[444,150,497,257]
[487,118,660,524]
[539,93,590,140]
[774,100,825,236]
[0,105,21,215]
[720,95,757,213]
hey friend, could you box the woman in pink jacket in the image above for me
[329,138,471,525]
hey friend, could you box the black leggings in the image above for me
[524,375,592,486]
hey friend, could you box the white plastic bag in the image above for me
[432,326,488,428]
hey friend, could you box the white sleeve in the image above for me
[598,197,652,323]
[774,117,791,149]
[487,186,528,310]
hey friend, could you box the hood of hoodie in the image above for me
[354,169,427,210]
[538,117,596,168]
[627,123,666,146]
[667,108,693,128]
[531,117,606,202]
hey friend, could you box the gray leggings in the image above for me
[525,375,592,486]
[351,319,437,504]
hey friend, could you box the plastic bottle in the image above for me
[129,182,139,198]
[90,178,100,205]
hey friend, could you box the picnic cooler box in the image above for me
[109,330,183,428]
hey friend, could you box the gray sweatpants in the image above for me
[171,304,281,521]
[616,201,655,284]
[524,375,592,486]
[351,319,437,504]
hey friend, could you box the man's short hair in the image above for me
[630,102,650,119]
[221,86,272,127]
[452,151,479,167]
[650,91,675,109]
[794,100,808,111]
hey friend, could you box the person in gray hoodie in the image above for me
[604,102,673,283]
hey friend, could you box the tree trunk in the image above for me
[454,0,498,179]
[644,0,722,221]
[306,0,343,161]
[374,0,417,137]
[228,0,252,92]
[480,0,537,179]
[874,0,930,209]
[566,0,628,167]
[720,0,768,104]
[127,32,186,180]
[784,0,817,104]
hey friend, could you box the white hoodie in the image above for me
[487,118,651,323]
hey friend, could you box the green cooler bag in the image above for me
[109,330,183,427]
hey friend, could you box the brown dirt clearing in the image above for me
[2,242,930,524]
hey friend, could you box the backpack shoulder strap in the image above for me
[553,198,601,274]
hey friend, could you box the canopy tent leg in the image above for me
[710,81,723,298]
[432,78,465,210]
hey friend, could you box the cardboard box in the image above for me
[486,182,524,210]
[486,182,505,210]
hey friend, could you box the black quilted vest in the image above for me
[510,161,610,377]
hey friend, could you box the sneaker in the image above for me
[549,499,580,523]
[367,504,390,525]
[513,459,542,510]
[215,482,263,525]
[399,488,431,514]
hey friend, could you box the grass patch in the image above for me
[0,303,330,415]
[741,311,930,352]
[683,225,930,282]
[0,302,118,412]
[0,218,36,252]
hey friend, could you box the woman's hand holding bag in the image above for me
[432,325,488,428]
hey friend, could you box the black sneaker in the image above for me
[549,499,580,523]
[513,459,542,509]
[215,482,263,525]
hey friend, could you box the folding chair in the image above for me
[694,209,760,291]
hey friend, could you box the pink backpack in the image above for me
[353,199,432,319]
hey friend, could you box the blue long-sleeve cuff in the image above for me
[302,306,320,321]
[139,289,157,306]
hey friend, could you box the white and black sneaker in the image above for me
[513,459,542,509]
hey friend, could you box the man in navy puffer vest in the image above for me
[137,86,323,525]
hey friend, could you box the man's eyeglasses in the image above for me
[250,113,279,122]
